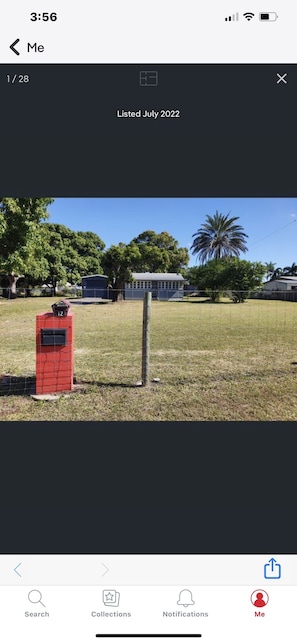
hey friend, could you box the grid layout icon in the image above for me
[139,71,158,86]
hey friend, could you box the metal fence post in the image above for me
[141,292,151,385]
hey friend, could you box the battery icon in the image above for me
[259,12,278,20]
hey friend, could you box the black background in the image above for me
[0,65,296,554]
[1,65,296,195]
[1,423,296,552]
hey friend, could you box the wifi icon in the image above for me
[243,12,255,20]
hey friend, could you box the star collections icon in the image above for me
[102,589,120,607]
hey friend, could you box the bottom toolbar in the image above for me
[0,585,295,642]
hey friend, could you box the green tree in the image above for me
[0,198,53,296]
[187,259,229,302]
[186,258,266,303]
[191,211,248,263]
[130,230,189,273]
[41,224,69,294]
[101,243,142,301]
[224,258,266,302]
[41,224,105,294]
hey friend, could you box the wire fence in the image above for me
[1,290,297,420]
[2,285,297,301]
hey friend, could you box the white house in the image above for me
[125,272,185,301]
[262,276,297,292]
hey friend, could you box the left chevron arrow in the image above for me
[10,39,20,55]
[14,562,22,577]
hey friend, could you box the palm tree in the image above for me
[264,261,276,281]
[271,267,284,280]
[191,211,248,263]
[283,262,297,276]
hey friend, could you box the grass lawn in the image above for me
[1,296,297,421]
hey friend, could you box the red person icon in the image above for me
[253,592,266,607]
[250,589,269,607]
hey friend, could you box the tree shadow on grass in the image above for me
[183,299,235,304]
[69,299,112,305]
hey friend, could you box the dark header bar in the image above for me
[1,64,296,196]
[1,64,296,137]
[0,65,297,197]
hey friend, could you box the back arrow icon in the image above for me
[10,39,20,55]
[14,562,22,577]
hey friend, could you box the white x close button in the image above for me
[276,73,288,84]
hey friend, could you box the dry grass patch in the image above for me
[1,297,297,420]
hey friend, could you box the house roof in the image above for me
[264,276,297,284]
[131,272,185,281]
[81,274,108,279]
[264,278,297,285]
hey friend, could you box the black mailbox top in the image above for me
[51,299,70,317]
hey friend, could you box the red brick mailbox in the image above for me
[36,300,74,394]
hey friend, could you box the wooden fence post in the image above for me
[141,292,151,385]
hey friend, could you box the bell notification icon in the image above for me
[177,589,195,607]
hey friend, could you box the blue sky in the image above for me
[47,198,297,268]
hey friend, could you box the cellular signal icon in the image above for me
[243,12,255,20]
[225,13,239,21]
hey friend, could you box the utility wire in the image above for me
[249,217,296,247]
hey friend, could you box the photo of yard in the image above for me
[1,196,297,421]
[1,295,297,421]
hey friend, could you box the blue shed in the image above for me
[125,273,185,301]
[82,274,109,299]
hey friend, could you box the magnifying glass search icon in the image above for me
[28,589,46,608]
